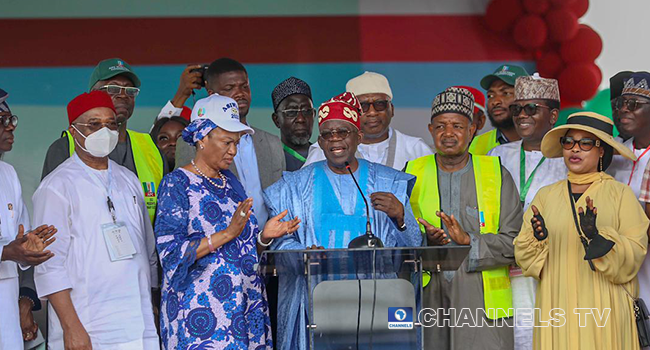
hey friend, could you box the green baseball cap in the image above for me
[480,64,529,90]
[88,58,141,91]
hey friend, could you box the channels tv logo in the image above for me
[388,307,413,329]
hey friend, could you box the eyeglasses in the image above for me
[560,136,601,151]
[1,114,18,128]
[74,121,119,133]
[98,85,140,98]
[613,97,650,112]
[508,103,551,117]
[360,100,389,113]
[280,107,315,119]
[319,128,353,141]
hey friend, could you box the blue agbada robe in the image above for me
[263,160,423,350]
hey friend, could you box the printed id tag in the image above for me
[101,222,136,261]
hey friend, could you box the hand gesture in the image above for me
[417,218,449,246]
[171,64,205,107]
[22,224,57,253]
[225,198,253,240]
[19,298,38,341]
[1,225,55,266]
[437,211,470,245]
[370,192,405,226]
[261,210,301,244]
[530,205,548,241]
[578,196,598,239]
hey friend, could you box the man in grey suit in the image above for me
[175,58,285,228]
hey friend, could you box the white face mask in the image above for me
[72,125,119,158]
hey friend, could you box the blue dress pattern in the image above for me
[155,168,272,350]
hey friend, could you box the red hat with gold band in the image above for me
[317,92,362,130]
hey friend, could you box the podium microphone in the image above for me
[345,161,384,249]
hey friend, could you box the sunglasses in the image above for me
[280,107,315,119]
[1,114,18,128]
[613,97,650,112]
[319,128,353,141]
[508,103,551,117]
[560,136,601,151]
[360,100,389,113]
[98,85,140,98]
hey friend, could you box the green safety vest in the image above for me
[406,154,513,320]
[64,129,163,224]
[468,129,500,155]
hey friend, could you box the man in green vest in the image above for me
[469,64,529,155]
[406,87,523,350]
[41,58,167,223]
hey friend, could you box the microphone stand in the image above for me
[344,161,384,249]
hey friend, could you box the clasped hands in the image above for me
[418,211,470,246]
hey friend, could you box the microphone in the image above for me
[344,161,384,249]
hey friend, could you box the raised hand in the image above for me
[578,196,598,239]
[22,224,57,253]
[370,192,405,227]
[530,205,549,241]
[261,210,301,244]
[417,218,449,246]
[437,211,470,245]
[225,198,253,240]
[1,225,54,266]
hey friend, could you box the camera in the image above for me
[190,64,209,87]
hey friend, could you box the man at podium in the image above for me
[264,92,423,350]
[406,87,523,350]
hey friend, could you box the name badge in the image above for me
[101,222,136,261]
[509,265,523,277]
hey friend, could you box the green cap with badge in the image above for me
[88,58,141,91]
[480,64,529,90]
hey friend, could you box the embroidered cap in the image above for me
[317,92,362,130]
[622,71,650,99]
[431,87,475,121]
[514,73,560,102]
[271,77,312,111]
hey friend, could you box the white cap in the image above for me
[345,71,393,99]
[191,94,254,135]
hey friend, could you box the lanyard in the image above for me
[283,144,307,163]
[519,145,546,205]
[628,142,650,186]
[73,155,117,223]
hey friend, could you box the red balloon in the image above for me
[550,0,576,6]
[537,51,564,78]
[546,9,579,42]
[568,0,589,18]
[560,24,603,63]
[561,100,583,109]
[523,0,550,14]
[558,63,601,102]
[485,0,524,32]
[513,15,549,49]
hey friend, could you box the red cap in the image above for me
[317,92,362,130]
[455,86,485,114]
[180,106,192,122]
[67,91,116,124]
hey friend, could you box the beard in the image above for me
[288,134,311,146]
[487,112,515,129]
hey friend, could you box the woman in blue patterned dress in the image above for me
[155,95,300,350]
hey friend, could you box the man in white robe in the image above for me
[303,72,432,170]
[488,75,566,350]
[33,91,159,350]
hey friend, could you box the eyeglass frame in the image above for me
[319,128,354,141]
[559,136,601,152]
[279,107,316,119]
[73,121,120,133]
[612,97,650,112]
[0,114,18,128]
[508,103,552,117]
[97,85,140,98]
[360,99,390,113]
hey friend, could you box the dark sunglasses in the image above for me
[613,97,650,112]
[320,128,353,141]
[280,107,315,119]
[360,100,389,113]
[560,136,601,151]
[1,114,18,128]
[509,103,551,117]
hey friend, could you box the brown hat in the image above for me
[515,74,560,102]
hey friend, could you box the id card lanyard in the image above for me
[519,145,546,206]
[74,155,117,223]
[628,142,650,186]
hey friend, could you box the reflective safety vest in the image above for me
[64,129,163,224]
[406,154,513,320]
[468,129,500,155]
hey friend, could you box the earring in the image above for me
[599,156,603,173]
[199,144,205,150]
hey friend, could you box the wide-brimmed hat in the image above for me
[541,111,636,160]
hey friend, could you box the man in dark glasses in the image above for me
[40,58,167,225]
[609,71,633,141]
[469,64,530,155]
[302,71,432,170]
[487,74,566,350]
[271,77,314,171]
[608,71,650,199]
